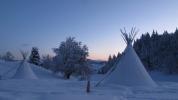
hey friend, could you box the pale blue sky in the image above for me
[0,0,178,60]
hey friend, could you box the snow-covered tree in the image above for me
[29,47,40,65]
[41,55,54,70]
[2,51,15,61]
[53,37,89,79]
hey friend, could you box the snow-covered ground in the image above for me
[0,60,178,100]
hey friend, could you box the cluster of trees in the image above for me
[29,37,90,80]
[41,54,54,70]
[98,53,121,74]
[134,29,178,74]
[0,48,41,64]
[0,37,90,80]
[0,51,15,61]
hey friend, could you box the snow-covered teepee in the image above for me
[13,51,38,79]
[97,28,157,87]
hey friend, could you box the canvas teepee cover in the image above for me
[101,28,157,87]
[13,51,38,79]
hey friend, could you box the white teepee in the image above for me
[98,28,157,87]
[13,51,38,79]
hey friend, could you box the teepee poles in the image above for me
[120,27,139,45]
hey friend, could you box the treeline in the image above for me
[30,37,90,80]
[98,53,121,74]
[0,51,15,61]
[2,29,178,75]
[133,29,178,74]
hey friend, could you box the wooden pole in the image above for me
[86,80,90,93]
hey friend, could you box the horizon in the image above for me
[0,0,178,60]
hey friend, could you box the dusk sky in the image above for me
[0,0,178,60]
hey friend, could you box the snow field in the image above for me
[1,60,178,100]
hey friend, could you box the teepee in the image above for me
[97,27,157,87]
[13,51,38,79]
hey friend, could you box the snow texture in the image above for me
[103,44,157,87]
[1,60,178,100]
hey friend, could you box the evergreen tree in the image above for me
[107,55,113,67]
[134,28,178,74]
[29,47,40,65]
[98,54,119,74]
[117,52,121,58]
